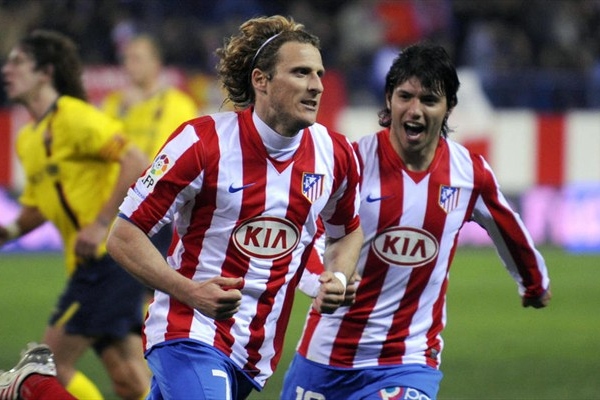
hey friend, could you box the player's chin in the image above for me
[299,106,318,121]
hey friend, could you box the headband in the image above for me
[251,32,282,68]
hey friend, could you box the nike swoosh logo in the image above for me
[366,194,390,203]
[228,182,256,193]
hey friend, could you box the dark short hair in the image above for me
[378,43,459,137]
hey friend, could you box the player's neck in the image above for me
[138,78,163,99]
[27,86,59,123]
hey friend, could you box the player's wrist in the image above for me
[333,271,347,289]
[4,221,21,240]
[5,221,21,240]
[95,215,112,228]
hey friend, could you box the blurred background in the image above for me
[1,0,600,109]
[1,1,599,399]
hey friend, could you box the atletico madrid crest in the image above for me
[302,173,324,203]
[439,185,460,213]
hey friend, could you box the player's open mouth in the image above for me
[301,99,318,110]
[404,122,425,137]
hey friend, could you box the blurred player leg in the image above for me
[0,342,76,400]
[43,326,104,399]
[100,334,151,400]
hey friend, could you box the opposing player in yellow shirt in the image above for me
[0,30,151,400]
[102,33,197,256]
[102,34,197,157]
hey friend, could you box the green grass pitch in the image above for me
[1,246,598,399]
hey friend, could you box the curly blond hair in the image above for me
[216,15,320,109]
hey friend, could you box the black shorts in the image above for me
[49,254,146,353]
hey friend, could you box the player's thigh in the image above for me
[43,325,94,384]
[43,325,92,367]
[281,353,358,400]
[146,342,237,400]
[99,334,150,393]
[99,333,146,367]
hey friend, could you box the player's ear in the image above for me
[40,64,54,81]
[251,68,270,92]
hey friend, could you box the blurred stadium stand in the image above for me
[0,0,599,110]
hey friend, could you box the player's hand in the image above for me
[0,226,9,246]
[312,271,346,314]
[75,221,109,260]
[187,276,244,320]
[522,288,551,308]
[341,272,361,307]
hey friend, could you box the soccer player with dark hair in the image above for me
[102,33,198,270]
[282,43,551,400]
[0,30,150,399]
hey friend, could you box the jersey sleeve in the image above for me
[18,179,37,207]
[56,98,129,162]
[118,120,205,235]
[298,220,326,297]
[471,155,550,299]
[100,91,123,119]
[320,134,361,239]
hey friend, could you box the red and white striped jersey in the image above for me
[297,129,550,369]
[119,108,361,386]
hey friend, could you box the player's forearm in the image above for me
[107,217,194,300]
[96,146,149,227]
[474,196,550,301]
[1,206,47,243]
[323,226,363,281]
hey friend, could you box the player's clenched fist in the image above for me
[184,276,244,320]
[341,272,361,307]
[312,271,347,314]
[522,288,552,309]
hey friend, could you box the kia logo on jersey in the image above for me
[232,216,300,259]
[371,226,439,267]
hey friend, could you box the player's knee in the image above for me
[55,364,77,387]
[108,361,150,400]
[112,376,149,400]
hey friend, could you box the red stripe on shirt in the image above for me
[481,163,544,296]
[213,112,268,356]
[329,131,399,366]
[164,119,220,342]
[380,141,450,364]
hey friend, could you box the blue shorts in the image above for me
[49,254,146,353]
[146,340,259,400]
[281,353,443,400]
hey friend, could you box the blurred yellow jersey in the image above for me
[102,87,197,158]
[16,95,130,274]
